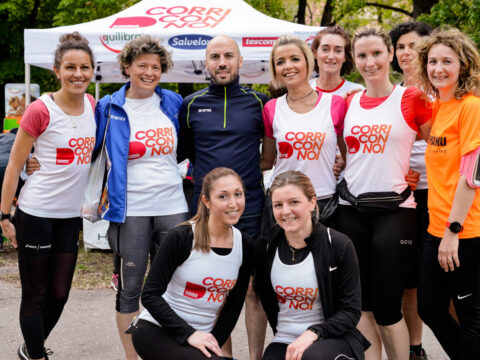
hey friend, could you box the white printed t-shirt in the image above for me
[263,92,346,198]
[309,78,365,96]
[124,93,188,216]
[139,226,243,332]
[271,250,324,344]
[18,94,96,218]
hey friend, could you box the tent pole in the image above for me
[95,81,100,102]
[25,63,31,105]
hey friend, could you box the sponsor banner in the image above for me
[242,37,278,47]
[99,32,145,53]
[168,34,213,50]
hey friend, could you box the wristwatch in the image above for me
[447,221,463,233]
[306,326,323,341]
[0,211,11,221]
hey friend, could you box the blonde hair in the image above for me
[415,27,480,99]
[269,35,315,89]
[117,35,173,78]
[185,167,244,253]
[270,171,319,223]
[352,25,393,54]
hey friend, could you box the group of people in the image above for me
[1,18,479,360]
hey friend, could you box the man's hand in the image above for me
[26,156,40,175]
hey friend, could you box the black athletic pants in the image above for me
[418,233,480,360]
[262,339,358,360]
[15,208,80,359]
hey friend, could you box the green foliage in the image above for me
[418,0,480,46]
[245,0,290,21]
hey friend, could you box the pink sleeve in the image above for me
[401,87,431,132]
[330,95,347,136]
[19,99,50,138]
[86,94,96,113]
[262,98,277,139]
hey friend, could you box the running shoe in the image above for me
[44,347,53,359]
[409,349,428,360]
[110,272,119,291]
[17,343,29,360]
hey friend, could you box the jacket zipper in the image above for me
[223,86,227,128]
[356,196,402,203]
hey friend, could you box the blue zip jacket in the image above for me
[94,82,183,223]
[177,77,269,215]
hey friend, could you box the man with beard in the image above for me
[177,35,269,360]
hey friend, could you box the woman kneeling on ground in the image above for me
[130,167,253,360]
[255,170,369,360]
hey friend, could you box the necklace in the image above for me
[286,240,306,262]
[50,93,78,128]
[286,89,314,104]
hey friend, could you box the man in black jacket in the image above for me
[177,35,269,360]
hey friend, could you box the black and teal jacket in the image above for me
[178,77,269,216]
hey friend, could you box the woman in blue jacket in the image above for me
[94,35,188,360]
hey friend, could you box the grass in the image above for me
[0,234,114,290]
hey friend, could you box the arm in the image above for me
[307,238,361,338]
[140,227,196,344]
[177,102,195,164]
[0,129,36,247]
[438,175,477,272]
[260,137,276,171]
[211,234,253,346]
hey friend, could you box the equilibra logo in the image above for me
[99,32,144,53]
[109,6,232,29]
[168,34,212,50]
[242,37,278,47]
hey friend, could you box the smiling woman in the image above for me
[0,32,96,360]
[94,34,189,359]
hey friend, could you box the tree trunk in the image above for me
[412,0,439,18]
[296,0,307,24]
[320,0,335,26]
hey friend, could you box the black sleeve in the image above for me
[140,226,196,344]
[177,101,195,164]
[308,236,361,339]
[211,233,254,347]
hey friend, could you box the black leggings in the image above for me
[131,319,224,360]
[263,339,358,360]
[15,209,80,359]
[418,234,480,360]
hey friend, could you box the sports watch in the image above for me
[447,221,463,233]
[0,211,11,221]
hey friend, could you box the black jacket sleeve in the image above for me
[177,100,195,164]
[140,226,196,344]
[211,233,253,347]
[308,234,361,339]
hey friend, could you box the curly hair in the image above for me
[269,35,315,90]
[352,25,393,54]
[310,25,354,76]
[389,21,432,73]
[54,32,94,69]
[117,35,173,78]
[415,27,480,100]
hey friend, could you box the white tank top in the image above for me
[18,94,96,218]
[271,250,324,344]
[341,86,417,208]
[271,94,338,198]
[139,226,243,332]
[410,140,428,190]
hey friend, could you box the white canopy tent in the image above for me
[24,0,322,100]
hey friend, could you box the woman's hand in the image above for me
[405,169,420,191]
[438,230,460,272]
[332,154,345,179]
[187,331,223,358]
[1,219,16,248]
[26,156,40,175]
[285,329,318,360]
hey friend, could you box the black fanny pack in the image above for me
[337,179,411,213]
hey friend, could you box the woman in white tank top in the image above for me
[130,168,253,360]
[255,170,368,360]
[0,33,96,360]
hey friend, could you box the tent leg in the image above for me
[25,63,31,105]
[95,80,100,102]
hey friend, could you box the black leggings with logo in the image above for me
[15,208,80,359]
[418,234,480,360]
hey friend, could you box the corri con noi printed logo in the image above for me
[183,277,237,303]
[99,32,144,53]
[56,137,95,166]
